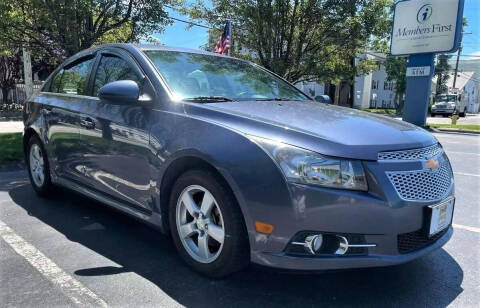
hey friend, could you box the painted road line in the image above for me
[454,172,480,178]
[447,151,480,156]
[453,224,480,233]
[0,220,108,307]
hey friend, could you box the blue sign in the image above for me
[390,0,465,126]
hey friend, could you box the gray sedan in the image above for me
[23,44,454,277]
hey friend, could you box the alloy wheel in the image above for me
[176,185,225,263]
[29,144,45,187]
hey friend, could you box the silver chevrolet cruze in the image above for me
[23,44,454,277]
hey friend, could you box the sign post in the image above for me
[391,0,464,126]
[403,54,435,125]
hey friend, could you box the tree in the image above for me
[0,49,22,104]
[0,0,178,63]
[385,55,407,114]
[434,54,452,94]
[187,0,392,84]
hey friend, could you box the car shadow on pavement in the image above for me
[8,183,464,307]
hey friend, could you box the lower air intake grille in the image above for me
[397,227,449,254]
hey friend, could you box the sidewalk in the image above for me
[0,121,24,133]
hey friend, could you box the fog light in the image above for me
[305,234,323,254]
[335,235,349,255]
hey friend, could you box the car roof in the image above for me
[79,43,226,58]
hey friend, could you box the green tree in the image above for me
[0,0,179,63]
[434,54,452,94]
[385,55,407,114]
[187,0,392,84]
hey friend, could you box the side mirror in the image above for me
[314,95,332,104]
[98,80,140,105]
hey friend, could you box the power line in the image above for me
[168,16,213,29]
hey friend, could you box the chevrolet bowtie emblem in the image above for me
[425,158,439,171]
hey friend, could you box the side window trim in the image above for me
[47,53,97,96]
[91,49,146,97]
[86,53,102,97]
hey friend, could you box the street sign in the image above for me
[406,66,431,77]
[391,0,464,56]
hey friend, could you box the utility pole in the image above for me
[453,31,472,89]
[22,47,33,100]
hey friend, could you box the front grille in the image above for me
[398,227,449,254]
[378,143,443,161]
[386,158,453,201]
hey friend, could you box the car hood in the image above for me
[184,100,437,160]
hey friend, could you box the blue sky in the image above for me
[458,0,480,59]
[154,0,479,58]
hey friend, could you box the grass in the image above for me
[428,124,480,131]
[361,108,397,116]
[0,133,24,164]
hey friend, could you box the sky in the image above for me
[154,0,479,58]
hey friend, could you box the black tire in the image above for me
[460,109,466,117]
[168,169,249,278]
[26,135,55,197]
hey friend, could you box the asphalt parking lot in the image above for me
[1,132,479,308]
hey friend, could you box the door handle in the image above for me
[80,117,95,129]
[41,108,52,115]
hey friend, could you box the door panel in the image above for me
[78,52,153,211]
[78,100,153,211]
[42,55,96,182]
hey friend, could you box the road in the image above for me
[1,132,479,308]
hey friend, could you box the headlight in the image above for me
[250,136,368,191]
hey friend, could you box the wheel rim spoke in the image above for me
[207,223,224,244]
[181,192,199,216]
[197,234,211,259]
[179,222,197,239]
[200,191,215,216]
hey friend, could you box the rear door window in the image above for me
[50,56,95,95]
[93,54,141,96]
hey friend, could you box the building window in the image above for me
[384,81,394,90]
[370,98,377,108]
[371,80,378,90]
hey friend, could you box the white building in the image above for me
[353,53,396,109]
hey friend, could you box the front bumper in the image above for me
[248,164,454,271]
[431,108,454,114]
[252,227,452,271]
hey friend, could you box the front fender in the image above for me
[149,109,293,252]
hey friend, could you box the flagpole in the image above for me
[228,20,232,56]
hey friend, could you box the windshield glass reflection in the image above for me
[144,50,309,102]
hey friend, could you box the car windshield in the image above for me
[436,95,457,102]
[144,50,310,102]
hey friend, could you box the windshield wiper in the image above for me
[182,96,233,102]
[254,97,294,101]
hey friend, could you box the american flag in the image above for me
[214,21,231,55]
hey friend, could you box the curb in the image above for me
[433,128,480,134]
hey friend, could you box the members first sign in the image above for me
[390,0,464,56]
